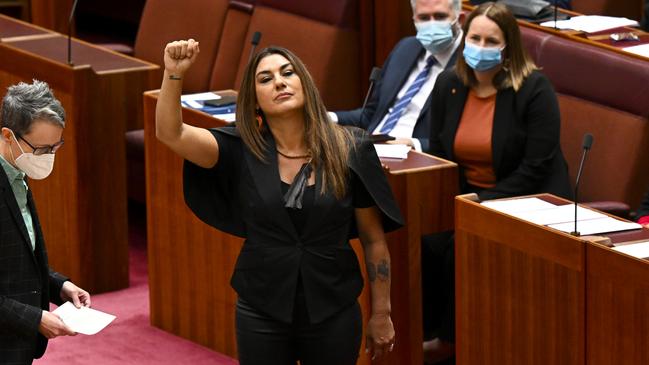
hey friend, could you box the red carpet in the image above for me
[36,206,238,365]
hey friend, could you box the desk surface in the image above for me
[0,14,50,39]
[3,35,154,72]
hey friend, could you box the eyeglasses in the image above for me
[18,135,64,155]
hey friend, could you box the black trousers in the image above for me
[421,230,455,343]
[235,293,362,365]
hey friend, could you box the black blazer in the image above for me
[0,168,67,364]
[184,127,403,324]
[428,70,572,200]
[335,37,459,153]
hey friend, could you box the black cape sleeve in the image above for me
[347,129,404,238]
[183,126,246,238]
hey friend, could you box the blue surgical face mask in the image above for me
[462,42,505,72]
[415,19,456,54]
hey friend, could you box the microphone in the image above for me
[570,133,594,236]
[67,0,80,66]
[247,31,262,64]
[553,0,558,30]
[363,67,392,142]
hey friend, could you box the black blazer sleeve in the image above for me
[183,126,246,238]
[48,269,68,306]
[347,130,404,237]
[0,295,42,340]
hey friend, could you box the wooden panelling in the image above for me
[0,16,158,293]
[455,196,586,365]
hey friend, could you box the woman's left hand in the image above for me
[365,312,395,360]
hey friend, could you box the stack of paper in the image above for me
[612,241,649,259]
[481,198,642,235]
[180,92,221,109]
[181,92,236,122]
[623,44,649,58]
[373,144,410,159]
[481,197,557,214]
[540,15,639,33]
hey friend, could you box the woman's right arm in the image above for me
[156,39,219,169]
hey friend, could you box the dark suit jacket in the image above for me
[183,127,403,324]
[335,36,459,153]
[0,168,67,364]
[428,70,572,200]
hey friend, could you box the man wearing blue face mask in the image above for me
[0,80,91,364]
[330,0,464,153]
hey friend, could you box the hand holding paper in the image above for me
[53,302,116,335]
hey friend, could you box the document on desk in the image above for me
[53,302,116,335]
[513,204,607,226]
[481,197,557,214]
[623,44,649,58]
[373,144,410,159]
[612,241,649,259]
[180,92,221,109]
[540,15,639,33]
[548,217,642,235]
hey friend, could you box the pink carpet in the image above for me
[35,205,238,365]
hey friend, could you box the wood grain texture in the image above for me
[455,196,586,365]
[587,243,649,365]
[30,0,73,34]
[144,90,458,363]
[0,19,158,293]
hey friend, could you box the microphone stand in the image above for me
[571,134,594,236]
[68,0,80,66]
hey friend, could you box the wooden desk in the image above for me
[0,14,159,293]
[143,90,458,364]
[455,194,649,364]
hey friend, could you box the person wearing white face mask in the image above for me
[0,80,91,365]
[331,0,464,153]
[422,3,571,363]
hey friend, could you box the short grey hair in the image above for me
[1,80,65,136]
[410,0,462,16]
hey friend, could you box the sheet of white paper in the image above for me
[513,204,607,226]
[481,197,557,214]
[212,113,236,122]
[53,302,116,335]
[373,144,410,159]
[623,43,649,58]
[540,15,638,33]
[613,241,649,259]
[548,217,642,235]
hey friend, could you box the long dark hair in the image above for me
[236,46,354,199]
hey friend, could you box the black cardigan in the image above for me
[183,126,403,324]
[428,69,572,200]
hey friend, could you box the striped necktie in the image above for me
[378,55,437,135]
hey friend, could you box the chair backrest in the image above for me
[209,0,256,91]
[134,0,229,92]
[571,0,642,20]
[210,0,362,110]
[520,25,649,210]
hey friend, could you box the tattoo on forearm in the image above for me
[368,259,390,283]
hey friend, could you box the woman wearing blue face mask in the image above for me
[422,3,571,363]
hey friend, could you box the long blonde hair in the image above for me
[236,46,354,199]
